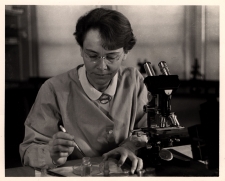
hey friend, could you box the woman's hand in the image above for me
[48,131,76,166]
[102,147,143,174]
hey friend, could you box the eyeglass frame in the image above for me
[83,49,124,64]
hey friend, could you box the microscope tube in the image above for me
[160,116,166,128]
[168,114,176,126]
[173,114,180,126]
[158,61,171,75]
[144,62,156,76]
[169,112,180,126]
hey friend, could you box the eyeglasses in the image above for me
[83,50,123,64]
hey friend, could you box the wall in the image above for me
[36,5,95,77]
[205,6,219,80]
[119,6,186,79]
[36,5,219,80]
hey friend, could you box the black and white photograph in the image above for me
[3,1,223,179]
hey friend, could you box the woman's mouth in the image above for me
[95,73,110,77]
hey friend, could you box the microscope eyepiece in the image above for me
[158,61,170,75]
[144,62,156,76]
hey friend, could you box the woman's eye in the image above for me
[89,55,98,58]
[107,56,116,60]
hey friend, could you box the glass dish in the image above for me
[73,162,104,176]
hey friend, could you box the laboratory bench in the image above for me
[5,145,218,177]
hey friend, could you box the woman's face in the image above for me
[80,29,128,92]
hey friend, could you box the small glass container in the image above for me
[81,157,92,176]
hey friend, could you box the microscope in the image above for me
[133,61,186,168]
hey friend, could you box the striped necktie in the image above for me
[98,93,112,104]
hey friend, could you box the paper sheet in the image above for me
[35,158,126,177]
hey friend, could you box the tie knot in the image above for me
[98,93,112,104]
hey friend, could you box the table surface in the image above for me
[5,145,217,177]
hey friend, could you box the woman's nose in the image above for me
[97,58,108,70]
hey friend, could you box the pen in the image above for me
[59,125,85,157]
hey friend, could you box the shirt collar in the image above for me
[78,65,118,101]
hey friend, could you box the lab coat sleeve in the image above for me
[119,70,148,153]
[19,81,62,168]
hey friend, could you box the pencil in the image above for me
[59,125,85,157]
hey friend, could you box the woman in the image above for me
[20,8,148,174]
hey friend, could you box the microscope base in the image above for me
[138,147,191,169]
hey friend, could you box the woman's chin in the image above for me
[92,79,111,91]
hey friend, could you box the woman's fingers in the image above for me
[49,131,76,165]
[136,157,143,171]
[51,151,69,158]
[52,144,71,152]
[117,153,127,167]
[102,147,143,174]
[129,156,138,174]
[53,131,74,140]
[53,138,76,147]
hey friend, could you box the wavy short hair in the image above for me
[74,8,136,53]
